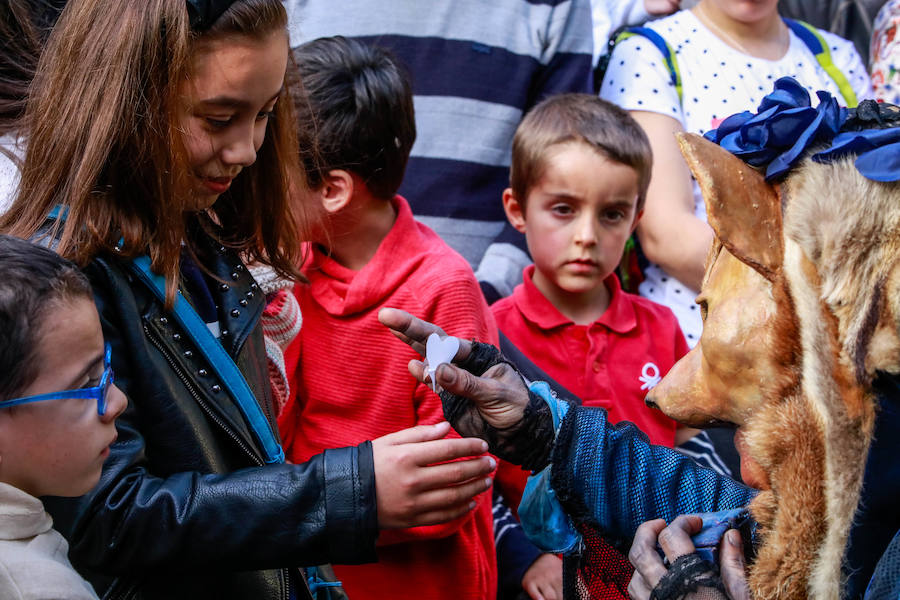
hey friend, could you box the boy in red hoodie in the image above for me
[277,36,499,599]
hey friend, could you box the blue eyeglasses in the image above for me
[0,344,115,416]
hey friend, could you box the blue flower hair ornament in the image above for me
[186,0,238,31]
[704,77,900,182]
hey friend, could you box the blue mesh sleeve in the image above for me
[550,405,758,544]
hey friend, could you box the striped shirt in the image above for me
[285,0,595,286]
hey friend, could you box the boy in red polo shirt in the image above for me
[492,94,690,513]
[277,37,498,600]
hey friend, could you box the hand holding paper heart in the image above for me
[424,333,460,392]
[378,307,473,361]
[378,307,534,435]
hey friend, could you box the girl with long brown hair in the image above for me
[0,1,495,598]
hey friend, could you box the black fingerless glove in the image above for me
[439,341,556,471]
[455,340,509,376]
[650,554,728,600]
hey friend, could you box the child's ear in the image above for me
[630,208,644,234]
[502,188,527,234]
[319,169,354,214]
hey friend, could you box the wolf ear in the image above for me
[677,133,783,281]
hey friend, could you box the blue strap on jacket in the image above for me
[128,254,285,465]
[46,205,285,465]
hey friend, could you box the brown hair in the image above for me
[0,0,64,138]
[509,93,653,212]
[0,0,309,302]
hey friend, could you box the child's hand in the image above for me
[522,553,563,600]
[372,422,495,529]
[644,0,680,16]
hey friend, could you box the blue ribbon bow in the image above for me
[704,77,900,182]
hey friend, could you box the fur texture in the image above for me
[779,159,896,598]
[655,137,900,598]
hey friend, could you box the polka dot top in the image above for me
[0,133,23,216]
[600,9,871,346]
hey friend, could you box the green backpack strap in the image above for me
[783,18,859,108]
[615,27,683,104]
[609,28,680,294]
[613,20,858,109]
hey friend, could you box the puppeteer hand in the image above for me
[627,515,751,600]
[378,308,556,470]
[372,422,495,529]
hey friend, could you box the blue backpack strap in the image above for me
[615,26,683,104]
[128,255,285,464]
[783,18,859,108]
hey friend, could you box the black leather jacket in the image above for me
[43,233,378,600]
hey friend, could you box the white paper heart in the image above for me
[424,333,460,393]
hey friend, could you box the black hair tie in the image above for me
[185,0,238,31]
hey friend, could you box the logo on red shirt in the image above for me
[639,362,661,390]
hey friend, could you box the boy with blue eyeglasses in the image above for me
[0,234,126,600]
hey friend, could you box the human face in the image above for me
[505,142,641,316]
[178,29,289,210]
[0,297,127,498]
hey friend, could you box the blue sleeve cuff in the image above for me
[530,380,569,431]
[517,381,580,554]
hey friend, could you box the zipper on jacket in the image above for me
[143,323,263,467]
[101,576,139,600]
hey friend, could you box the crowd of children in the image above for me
[0,0,885,599]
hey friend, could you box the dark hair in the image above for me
[510,93,653,211]
[0,0,65,137]
[0,234,92,399]
[291,36,416,199]
[0,0,309,305]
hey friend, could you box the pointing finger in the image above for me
[378,308,446,355]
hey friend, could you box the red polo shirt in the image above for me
[493,265,688,508]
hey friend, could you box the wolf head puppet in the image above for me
[647,80,900,598]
